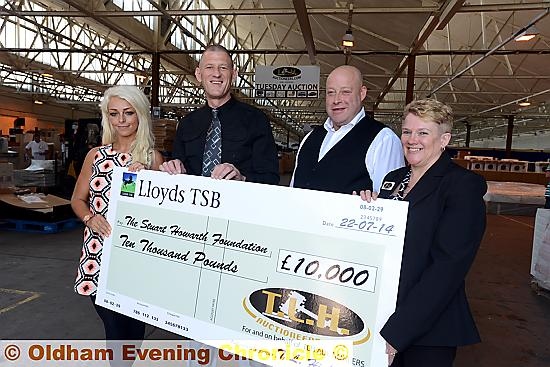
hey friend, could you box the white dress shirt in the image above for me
[25,140,49,160]
[291,108,405,192]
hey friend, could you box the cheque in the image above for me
[96,167,408,367]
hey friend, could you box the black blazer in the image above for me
[378,153,487,351]
[172,96,279,185]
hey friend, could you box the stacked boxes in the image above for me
[534,161,550,173]
[279,152,296,174]
[465,156,531,173]
[13,171,55,187]
[464,155,494,170]
[0,162,14,191]
[152,119,178,152]
[14,160,55,187]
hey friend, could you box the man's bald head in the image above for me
[325,65,367,130]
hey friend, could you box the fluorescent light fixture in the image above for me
[516,33,536,42]
[342,30,354,48]
[34,100,44,105]
[518,99,531,107]
[515,26,538,42]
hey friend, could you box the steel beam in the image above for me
[4,3,550,16]
[292,0,316,64]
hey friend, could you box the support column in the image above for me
[505,115,514,158]
[465,122,471,147]
[286,130,290,148]
[151,52,160,108]
[405,55,416,104]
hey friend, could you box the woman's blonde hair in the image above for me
[100,86,154,167]
[404,98,454,133]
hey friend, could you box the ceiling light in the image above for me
[34,100,43,105]
[515,26,538,42]
[342,30,354,48]
[518,99,531,107]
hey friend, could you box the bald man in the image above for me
[291,65,404,194]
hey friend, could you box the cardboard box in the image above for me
[531,209,550,290]
[510,161,528,173]
[0,187,15,194]
[535,161,550,173]
[497,162,511,171]
[470,159,484,170]
[153,119,178,152]
[0,193,74,221]
[0,162,14,188]
[0,161,13,174]
[483,160,498,171]
[0,193,70,209]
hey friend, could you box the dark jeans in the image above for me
[390,345,457,367]
[545,196,550,209]
[90,295,146,340]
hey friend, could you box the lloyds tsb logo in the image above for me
[245,288,365,338]
[120,172,138,197]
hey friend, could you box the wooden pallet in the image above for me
[0,218,81,234]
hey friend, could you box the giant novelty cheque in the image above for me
[96,167,409,367]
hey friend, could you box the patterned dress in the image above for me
[74,145,131,296]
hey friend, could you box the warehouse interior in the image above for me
[2,0,550,147]
[0,1,550,366]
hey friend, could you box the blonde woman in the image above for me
[71,86,163,339]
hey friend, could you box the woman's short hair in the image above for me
[100,86,154,167]
[404,99,453,133]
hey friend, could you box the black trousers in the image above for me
[390,346,457,367]
[545,196,550,209]
[90,295,146,340]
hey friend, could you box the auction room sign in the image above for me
[255,65,320,99]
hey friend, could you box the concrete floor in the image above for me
[1,214,549,366]
[455,214,550,366]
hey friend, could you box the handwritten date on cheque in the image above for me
[320,203,398,235]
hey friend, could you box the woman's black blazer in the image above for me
[378,153,487,351]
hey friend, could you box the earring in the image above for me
[441,146,446,152]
